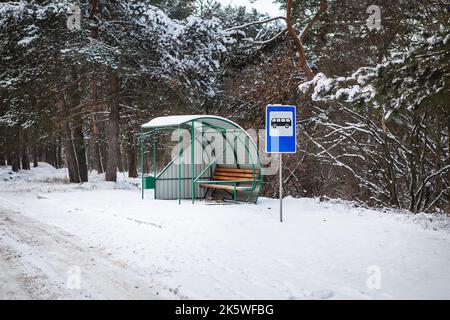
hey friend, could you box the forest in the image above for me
[0,0,449,213]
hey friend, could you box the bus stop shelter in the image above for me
[140,115,262,203]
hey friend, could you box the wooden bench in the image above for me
[199,167,259,202]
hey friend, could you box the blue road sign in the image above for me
[266,105,297,153]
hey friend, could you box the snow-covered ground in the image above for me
[0,163,449,299]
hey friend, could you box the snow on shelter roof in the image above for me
[141,115,241,130]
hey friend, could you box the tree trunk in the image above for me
[7,153,12,166]
[446,107,450,210]
[100,138,107,173]
[51,140,58,168]
[56,73,80,183]
[21,146,30,170]
[117,144,124,173]
[89,1,103,174]
[286,0,315,80]
[90,77,104,174]
[57,135,63,169]
[21,131,30,170]
[11,127,20,172]
[33,145,38,167]
[0,131,4,166]
[105,71,120,182]
[127,130,138,178]
[11,158,19,172]
[71,66,88,182]
[0,147,5,166]
[122,151,128,173]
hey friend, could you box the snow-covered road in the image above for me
[0,206,166,299]
[1,164,449,299]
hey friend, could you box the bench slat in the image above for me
[199,184,252,191]
[215,168,258,174]
[213,175,251,181]
[212,172,256,178]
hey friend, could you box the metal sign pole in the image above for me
[266,105,296,223]
[279,153,283,223]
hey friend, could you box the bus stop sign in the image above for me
[266,105,296,153]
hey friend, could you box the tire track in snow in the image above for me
[0,207,175,299]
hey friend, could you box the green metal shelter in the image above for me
[140,115,262,203]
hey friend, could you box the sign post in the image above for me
[279,153,283,222]
[266,105,297,222]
